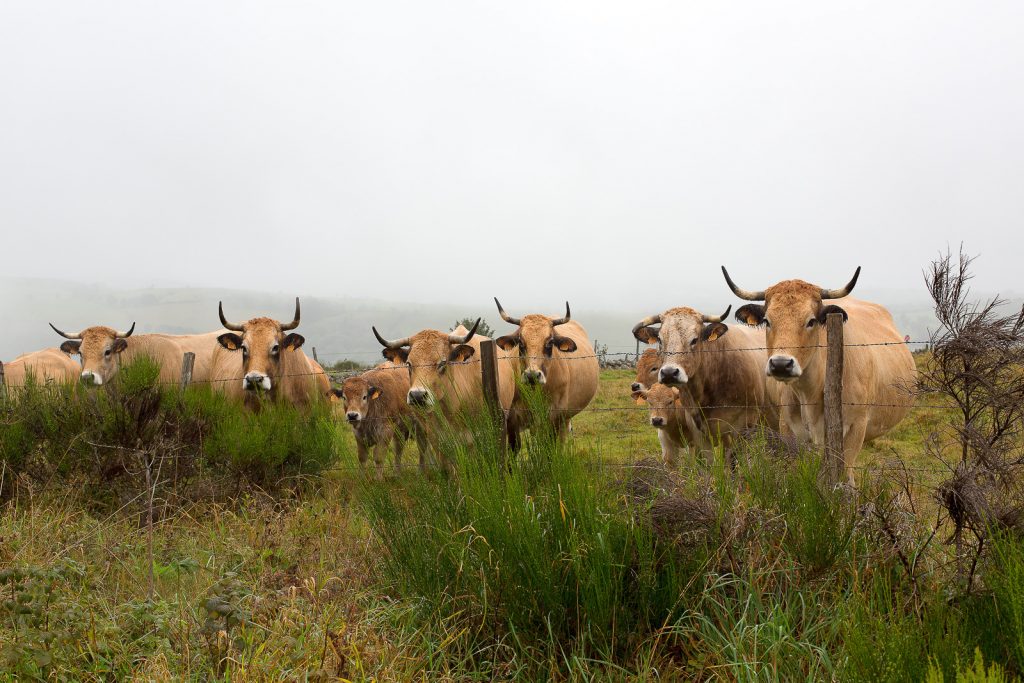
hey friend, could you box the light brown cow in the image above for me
[632,304,779,458]
[2,348,81,388]
[329,364,423,477]
[631,348,661,396]
[372,320,516,464]
[722,266,916,483]
[48,322,223,386]
[211,298,329,408]
[493,300,599,449]
[631,383,703,466]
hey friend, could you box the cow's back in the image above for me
[4,348,80,387]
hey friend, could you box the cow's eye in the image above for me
[806,319,816,328]
[437,360,447,374]
[690,338,698,347]
[271,344,280,355]
[104,349,111,357]
[242,346,249,356]
[764,319,772,329]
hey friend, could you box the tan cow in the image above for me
[493,300,599,449]
[631,383,703,466]
[631,348,661,396]
[211,298,329,408]
[48,322,222,387]
[329,364,423,477]
[2,348,81,388]
[372,320,516,464]
[632,304,779,459]
[722,266,916,483]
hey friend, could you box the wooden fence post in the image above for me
[312,347,319,364]
[0,360,5,389]
[823,312,845,484]
[180,352,195,390]
[479,339,507,466]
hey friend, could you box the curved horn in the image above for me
[721,266,765,301]
[372,326,411,349]
[632,314,662,340]
[550,301,571,326]
[218,302,245,331]
[449,317,480,344]
[115,322,135,338]
[49,323,82,340]
[280,297,301,331]
[821,267,861,299]
[702,305,732,324]
[494,298,521,325]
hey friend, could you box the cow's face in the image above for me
[377,330,475,407]
[496,314,576,386]
[329,377,381,424]
[50,323,135,386]
[218,318,304,392]
[631,349,661,396]
[633,307,729,388]
[724,268,858,382]
[633,384,681,428]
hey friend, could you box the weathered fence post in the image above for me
[312,347,319,364]
[823,312,845,484]
[480,339,507,466]
[0,360,5,390]
[180,352,195,390]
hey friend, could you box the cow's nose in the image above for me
[80,371,99,385]
[659,366,681,382]
[768,356,796,373]
[630,382,642,392]
[408,389,429,406]
[651,416,665,427]
[524,370,543,385]
[346,411,360,422]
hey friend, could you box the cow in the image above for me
[328,363,423,477]
[493,299,599,449]
[371,320,516,465]
[631,348,661,396]
[2,348,81,388]
[721,266,916,483]
[631,383,704,466]
[631,304,780,462]
[48,322,223,387]
[211,298,329,408]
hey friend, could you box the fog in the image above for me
[1,1,1022,355]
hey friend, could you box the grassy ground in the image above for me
[0,365,984,681]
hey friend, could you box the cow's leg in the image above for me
[372,442,386,480]
[658,430,680,468]
[393,431,406,475]
[355,439,369,474]
[842,418,869,486]
[414,427,431,473]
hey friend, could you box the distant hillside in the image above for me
[0,277,954,362]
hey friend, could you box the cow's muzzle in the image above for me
[650,416,666,428]
[346,411,361,423]
[80,370,102,386]
[407,388,434,407]
[244,373,272,391]
[523,369,546,386]
[658,364,688,386]
[766,355,801,380]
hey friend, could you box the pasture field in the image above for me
[0,361,1021,681]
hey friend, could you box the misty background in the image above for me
[2,1,1022,360]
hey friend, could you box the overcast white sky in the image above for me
[2,1,1021,313]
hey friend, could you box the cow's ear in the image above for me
[495,335,519,351]
[552,335,577,353]
[633,326,659,345]
[818,304,849,324]
[701,322,728,342]
[328,388,343,402]
[368,385,382,400]
[59,340,81,356]
[735,304,766,327]
[111,338,129,354]
[382,348,408,363]
[218,333,244,351]
[448,344,475,363]
[282,333,305,350]
[670,386,682,403]
[631,388,648,404]
[382,347,409,364]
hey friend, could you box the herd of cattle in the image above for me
[2,268,916,482]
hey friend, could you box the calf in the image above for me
[632,383,702,467]
[330,365,421,477]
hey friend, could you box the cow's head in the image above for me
[631,348,661,398]
[493,299,576,386]
[631,305,731,387]
[49,322,136,386]
[329,376,381,424]
[722,266,859,382]
[216,298,304,393]
[632,383,682,428]
[372,320,479,407]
